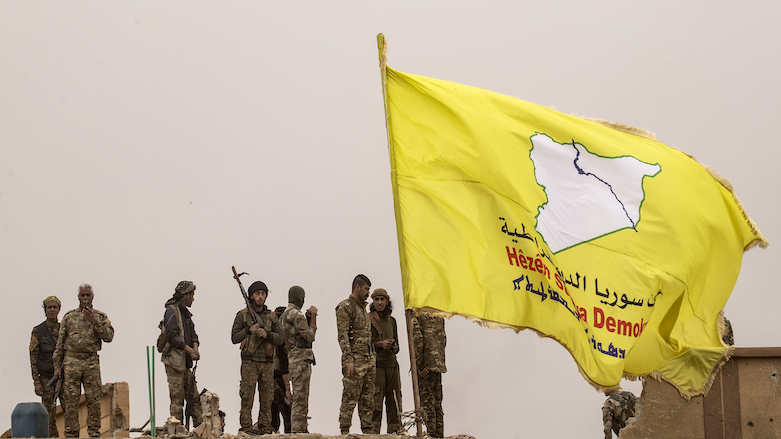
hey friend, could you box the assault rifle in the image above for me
[232,266,259,325]
[46,365,64,411]
[184,360,207,430]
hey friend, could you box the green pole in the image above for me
[151,348,156,436]
[146,347,156,437]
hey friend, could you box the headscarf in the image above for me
[42,295,61,309]
[166,280,195,306]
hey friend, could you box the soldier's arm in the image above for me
[265,314,283,346]
[231,311,248,345]
[30,329,40,384]
[98,313,114,343]
[165,308,185,349]
[52,316,67,370]
[293,311,316,343]
[335,304,354,367]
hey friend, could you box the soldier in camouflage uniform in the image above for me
[602,389,636,439]
[52,284,114,437]
[369,288,402,434]
[336,274,376,434]
[231,280,283,435]
[30,295,64,438]
[412,311,446,438]
[160,281,202,431]
[280,285,317,433]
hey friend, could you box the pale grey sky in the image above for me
[1,2,778,438]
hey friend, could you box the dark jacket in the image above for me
[164,305,199,369]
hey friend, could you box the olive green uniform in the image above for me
[336,296,376,434]
[370,311,402,434]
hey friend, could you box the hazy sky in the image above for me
[1,2,779,438]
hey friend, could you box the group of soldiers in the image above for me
[29,284,114,438]
[29,275,448,438]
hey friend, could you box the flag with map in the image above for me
[378,37,767,396]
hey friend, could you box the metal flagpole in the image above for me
[405,309,424,438]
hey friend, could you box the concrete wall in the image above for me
[53,382,130,438]
[621,347,781,439]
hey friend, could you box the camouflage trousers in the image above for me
[339,358,376,434]
[419,371,444,438]
[371,363,402,434]
[62,354,101,437]
[239,359,274,434]
[290,360,312,433]
[164,364,203,427]
[38,374,62,438]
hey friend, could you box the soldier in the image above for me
[271,306,291,434]
[231,281,283,435]
[29,295,64,438]
[280,286,317,433]
[602,389,636,439]
[411,311,446,438]
[336,274,376,434]
[160,281,202,432]
[369,288,402,434]
[52,283,114,438]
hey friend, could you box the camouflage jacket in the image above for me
[53,308,114,369]
[411,311,446,373]
[29,320,60,381]
[231,306,282,363]
[280,303,317,364]
[335,295,374,367]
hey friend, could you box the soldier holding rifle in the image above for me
[231,268,283,435]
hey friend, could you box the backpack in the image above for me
[156,305,183,354]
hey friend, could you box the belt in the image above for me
[65,351,98,360]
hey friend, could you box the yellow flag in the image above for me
[379,37,767,396]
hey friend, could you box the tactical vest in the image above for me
[241,307,276,358]
[35,322,56,376]
[281,307,312,349]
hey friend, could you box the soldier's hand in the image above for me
[307,306,318,316]
[35,383,43,396]
[82,307,98,324]
[344,362,355,377]
[256,328,267,339]
[249,323,260,334]
[377,339,393,352]
[53,368,61,380]
[419,368,429,378]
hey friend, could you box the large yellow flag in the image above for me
[378,36,767,396]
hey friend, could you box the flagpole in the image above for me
[405,309,424,438]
